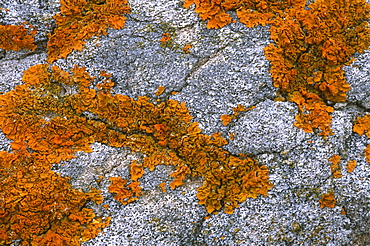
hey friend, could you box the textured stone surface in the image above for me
[345,50,370,110]
[1,0,370,245]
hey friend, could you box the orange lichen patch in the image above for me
[365,146,370,164]
[265,0,370,100]
[99,70,112,78]
[0,63,273,229]
[274,96,285,102]
[328,155,342,178]
[0,24,37,51]
[265,0,370,135]
[234,104,246,113]
[236,0,306,28]
[184,0,305,29]
[319,192,336,208]
[186,0,370,137]
[347,160,357,173]
[289,88,334,137]
[353,114,370,138]
[197,156,272,214]
[353,114,370,163]
[155,86,165,96]
[183,0,232,29]
[0,151,109,245]
[160,33,171,43]
[170,165,191,189]
[97,174,104,184]
[220,114,233,126]
[93,79,272,212]
[220,104,246,126]
[130,161,145,181]
[183,44,192,53]
[0,64,106,164]
[158,183,166,193]
[0,64,113,244]
[108,177,142,205]
[47,0,130,63]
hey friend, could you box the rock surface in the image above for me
[1,0,370,245]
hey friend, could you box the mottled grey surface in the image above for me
[1,0,370,245]
[345,50,370,110]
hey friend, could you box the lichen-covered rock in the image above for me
[1,0,370,245]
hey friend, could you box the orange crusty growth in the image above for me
[347,160,357,173]
[183,0,306,29]
[160,33,171,43]
[186,0,370,137]
[158,183,167,192]
[289,88,334,137]
[47,0,130,63]
[0,24,37,51]
[182,44,192,53]
[93,78,273,214]
[0,64,111,245]
[328,154,342,178]
[264,0,370,136]
[220,104,246,126]
[0,63,273,245]
[319,192,336,208]
[108,177,142,205]
[353,114,370,163]
[0,151,110,245]
[155,85,166,96]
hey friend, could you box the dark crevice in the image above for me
[180,215,207,246]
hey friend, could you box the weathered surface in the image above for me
[1,0,370,245]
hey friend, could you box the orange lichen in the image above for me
[186,0,370,138]
[220,114,233,126]
[319,192,336,208]
[7,0,370,243]
[220,104,246,126]
[328,155,342,178]
[264,0,370,135]
[108,177,142,205]
[353,115,370,137]
[160,33,171,43]
[0,151,110,245]
[183,0,306,29]
[159,183,166,192]
[353,114,370,163]
[366,146,370,164]
[183,44,192,53]
[130,161,145,181]
[347,160,357,173]
[289,88,334,137]
[0,62,273,245]
[0,24,37,51]
[47,0,130,63]
[155,86,165,96]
